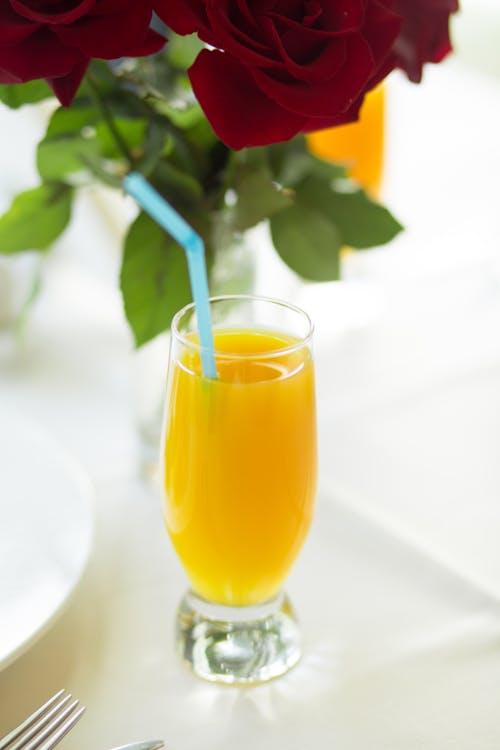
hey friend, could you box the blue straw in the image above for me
[123,172,217,379]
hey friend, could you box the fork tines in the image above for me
[0,690,85,750]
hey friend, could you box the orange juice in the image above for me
[307,84,385,197]
[162,328,317,607]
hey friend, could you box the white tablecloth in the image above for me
[2,5,500,746]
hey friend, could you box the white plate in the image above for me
[0,409,94,670]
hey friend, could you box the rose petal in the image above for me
[0,4,38,43]
[189,48,306,149]
[124,29,166,58]
[154,0,207,35]
[265,19,348,84]
[206,0,280,67]
[47,58,89,105]
[392,0,458,82]
[0,27,83,80]
[54,3,162,58]
[301,95,364,132]
[362,0,402,68]
[251,34,374,118]
[0,69,22,84]
[318,0,365,32]
[9,0,97,25]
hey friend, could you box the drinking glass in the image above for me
[161,295,317,684]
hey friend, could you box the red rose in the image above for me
[0,1,165,106]
[392,0,459,82]
[155,0,402,150]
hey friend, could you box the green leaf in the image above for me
[83,60,118,95]
[230,168,293,231]
[93,117,147,158]
[78,152,124,188]
[37,136,101,183]
[83,70,150,121]
[307,156,347,183]
[154,97,205,130]
[45,105,98,138]
[270,204,342,281]
[266,136,346,188]
[132,120,170,176]
[184,115,219,153]
[152,161,203,208]
[38,104,101,183]
[38,103,149,182]
[264,138,304,181]
[0,80,54,109]
[120,211,192,346]
[296,175,403,249]
[0,184,72,253]
[323,189,403,248]
[167,33,204,70]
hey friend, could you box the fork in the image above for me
[0,691,165,750]
[0,690,85,750]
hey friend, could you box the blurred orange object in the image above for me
[307,85,385,198]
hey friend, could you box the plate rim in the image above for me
[0,410,95,671]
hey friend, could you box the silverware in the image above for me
[0,690,85,750]
[0,691,165,750]
[0,690,164,750]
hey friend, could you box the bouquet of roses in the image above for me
[0,0,458,345]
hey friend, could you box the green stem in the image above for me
[139,94,202,177]
[113,68,201,176]
[85,71,134,167]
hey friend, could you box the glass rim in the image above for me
[171,294,314,360]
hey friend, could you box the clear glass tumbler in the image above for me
[161,295,317,684]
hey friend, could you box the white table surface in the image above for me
[2,5,500,747]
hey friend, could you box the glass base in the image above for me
[176,590,301,685]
